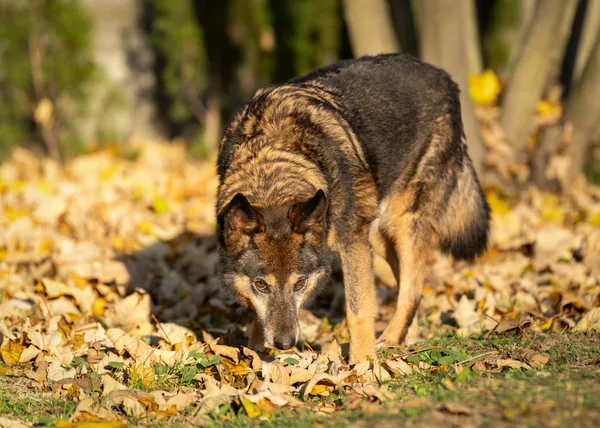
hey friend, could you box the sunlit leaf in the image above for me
[469,69,500,105]
[1,340,24,366]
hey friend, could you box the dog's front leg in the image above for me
[339,236,377,364]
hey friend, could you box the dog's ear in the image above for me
[221,193,265,236]
[288,189,327,234]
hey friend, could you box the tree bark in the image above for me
[418,0,484,174]
[342,0,400,57]
[574,0,600,82]
[533,26,600,188]
[465,0,482,74]
[500,0,577,156]
[81,0,163,144]
[564,29,600,181]
[501,0,538,79]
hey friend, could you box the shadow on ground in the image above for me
[114,229,351,351]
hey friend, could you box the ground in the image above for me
[0,143,599,427]
[1,332,599,427]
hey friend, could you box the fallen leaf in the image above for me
[442,402,472,415]
[209,342,239,363]
[574,308,600,332]
[1,340,24,366]
[383,359,413,376]
[496,358,531,370]
[301,373,338,399]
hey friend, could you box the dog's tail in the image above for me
[436,148,491,261]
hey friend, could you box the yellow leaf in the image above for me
[536,99,561,116]
[588,211,600,227]
[152,195,170,214]
[0,248,7,261]
[1,340,25,366]
[129,363,155,388]
[221,358,249,376]
[92,298,108,317]
[541,193,564,223]
[110,236,124,250]
[4,206,29,222]
[36,179,54,194]
[541,206,564,223]
[71,274,90,290]
[486,192,511,215]
[34,98,53,126]
[37,237,53,253]
[469,69,500,105]
[539,318,553,331]
[99,167,116,182]
[136,220,154,235]
[241,397,262,418]
[310,384,332,396]
[8,179,25,192]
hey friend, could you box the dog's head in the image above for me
[217,189,332,349]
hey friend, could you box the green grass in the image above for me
[1,332,599,427]
[0,377,77,426]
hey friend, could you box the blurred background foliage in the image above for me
[0,0,599,191]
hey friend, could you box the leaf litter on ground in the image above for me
[0,136,599,425]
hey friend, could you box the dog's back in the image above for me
[290,53,490,261]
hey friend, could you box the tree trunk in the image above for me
[465,0,482,74]
[342,0,400,56]
[80,0,163,144]
[533,25,600,189]
[574,0,600,82]
[418,0,484,174]
[564,29,600,181]
[500,0,577,156]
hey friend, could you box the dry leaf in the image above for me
[1,340,24,366]
[442,402,472,415]
[574,308,600,332]
[383,359,413,376]
[496,358,531,370]
[106,328,156,365]
[209,342,239,363]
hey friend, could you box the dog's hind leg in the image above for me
[371,217,423,345]
[377,202,431,346]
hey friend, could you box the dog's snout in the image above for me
[274,336,296,350]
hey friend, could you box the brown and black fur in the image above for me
[216,53,490,363]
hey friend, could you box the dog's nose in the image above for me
[274,336,295,350]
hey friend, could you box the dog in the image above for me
[215,53,490,363]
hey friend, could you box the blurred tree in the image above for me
[500,0,577,157]
[389,0,418,57]
[417,0,484,173]
[271,0,341,81]
[481,0,523,75]
[574,0,600,82]
[342,0,399,56]
[465,0,483,74]
[150,0,207,143]
[82,0,157,146]
[0,0,97,160]
[561,26,600,183]
[228,0,275,96]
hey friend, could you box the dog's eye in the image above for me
[293,278,307,292]
[253,280,269,293]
